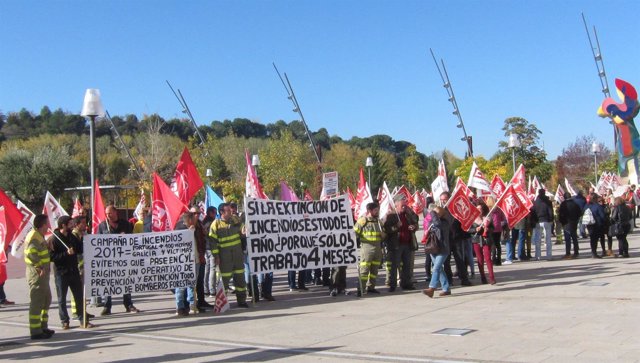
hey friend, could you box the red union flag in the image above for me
[447,184,481,231]
[0,188,29,249]
[303,190,314,201]
[71,197,83,218]
[395,185,415,207]
[171,147,204,205]
[9,201,35,258]
[490,174,507,199]
[513,183,533,209]
[152,173,187,232]
[510,164,526,189]
[496,184,531,229]
[346,187,356,210]
[213,276,230,314]
[412,191,425,215]
[92,180,106,234]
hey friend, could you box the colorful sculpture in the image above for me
[597,78,640,175]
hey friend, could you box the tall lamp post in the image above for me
[508,133,520,173]
[592,142,601,185]
[81,89,105,219]
[80,88,104,329]
[365,156,373,194]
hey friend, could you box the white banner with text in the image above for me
[245,195,357,274]
[84,229,195,297]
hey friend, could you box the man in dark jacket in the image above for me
[558,192,582,258]
[533,189,554,260]
[573,191,588,238]
[50,216,93,329]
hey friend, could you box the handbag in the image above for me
[423,226,442,255]
[608,223,623,237]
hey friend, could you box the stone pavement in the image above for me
[1,231,639,362]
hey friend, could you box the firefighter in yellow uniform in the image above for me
[354,202,384,294]
[209,203,248,308]
[24,215,54,339]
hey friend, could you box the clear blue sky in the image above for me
[1,1,639,160]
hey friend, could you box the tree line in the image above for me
[0,107,616,211]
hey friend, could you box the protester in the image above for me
[98,205,140,315]
[610,196,632,258]
[558,192,582,259]
[189,207,212,311]
[624,185,637,228]
[71,215,99,314]
[49,216,94,329]
[383,195,418,291]
[532,188,554,260]
[174,212,197,316]
[202,206,217,298]
[472,203,496,285]
[584,193,606,259]
[574,190,588,238]
[132,208,147,234]
[598,196,613,257]
[439,191,472,286]
[209,203,248,308]
[420,204,435,282]
[24,214,54,339]
[486,198,506,266]
[354,202,384,294]
[423,206,451,298]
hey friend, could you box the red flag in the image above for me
[0,188,28,246]
[513,183,533,209]
[490,174,507,199]
[0,208,6,284]
[280,181,299,202]
[71,197,83,218]
[152,173,187,232]
[354,168,373,219]
[455,178,477,202]
[510,164,526,189]
[447,183,481,231]
[395,185,415,207]
[412,191,425,215]
[245,150,268,199]
[92,180,107,234]
[303,190,314,201]
[496,184,531,229]
[171,147,204,205]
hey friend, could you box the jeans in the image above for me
[563,227,579,255]
[288,270,307,289]
[428,253,450,292]
[464,238,474,275]
[505,234,515,261]
[533,222,553,259]
[616,233,629,255]
[175,286,194,310]
[513,228,526,259]
[54,273,85,324]
[204,250,216,295]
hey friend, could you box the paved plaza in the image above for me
[1,231,638,362]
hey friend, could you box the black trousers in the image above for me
[196,263,206,305]
[55,272,84,324]
[330,266,347,291]
[587,225,602,255]
[451,239,470,282]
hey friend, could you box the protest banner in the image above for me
[83,229,195,297]
[322,171,339,198]
[245,195,357,274]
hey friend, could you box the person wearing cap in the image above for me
[354,202,384,294]
[49,215,94,329]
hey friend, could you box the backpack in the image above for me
[582,208,596,226]
[424,225,443,255]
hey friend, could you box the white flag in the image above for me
[554,184,566,204]
[213,277,230,314]
[564,178,577,197]
[467,162,493,196]
[9,200,35,258]
[42,191,68,238]
[378,182,393,221]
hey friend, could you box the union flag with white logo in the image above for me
[447,182,481,231]
[496,184,531,229]
[490,174,507,199]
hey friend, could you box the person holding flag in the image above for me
[383,195,419,291]
[471,203,496,285]
[49,216,94,329]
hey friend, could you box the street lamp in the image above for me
[508,133,520,173]
[365,157,373,194]
[592,142,601,184]
[80,88,104,329]
[81,89,105,219]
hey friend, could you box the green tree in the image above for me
[496,116,552,182]
[403,144,427,189]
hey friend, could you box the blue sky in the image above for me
[1,1,639,159]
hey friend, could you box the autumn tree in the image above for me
[555,135,612,191]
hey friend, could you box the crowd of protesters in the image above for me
[7,184,636,339]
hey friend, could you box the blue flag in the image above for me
[205,185,224,210]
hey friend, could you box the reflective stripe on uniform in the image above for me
[220,272,233,278]
[232,269,244,274]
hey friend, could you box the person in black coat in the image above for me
[532,189,554,260]
[558,192,582,258]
